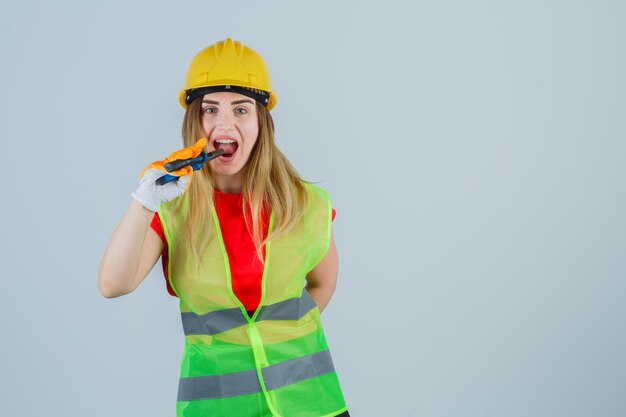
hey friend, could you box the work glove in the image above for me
[131,138,207,212]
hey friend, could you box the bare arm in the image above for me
[98,199,164,298]
[305,229,339,313]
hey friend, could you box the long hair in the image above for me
[176,97,308,264]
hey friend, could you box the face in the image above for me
[200,91,259,182]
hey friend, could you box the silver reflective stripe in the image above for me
[262,349,336,391]
[181,307,248,335]
[177,368,261,401]
[181,287,318,336]
[177,349,335,401]
[256,286,317,321]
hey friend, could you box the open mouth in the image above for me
[213,138,239,158]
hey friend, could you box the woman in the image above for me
[98,38,350,417]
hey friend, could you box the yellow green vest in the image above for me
[158,182,348,417]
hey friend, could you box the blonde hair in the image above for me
[175,97,308,264]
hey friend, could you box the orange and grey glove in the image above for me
[131,138,207,212]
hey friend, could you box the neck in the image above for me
[214,172,243,194]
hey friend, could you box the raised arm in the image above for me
[98,199,164,298]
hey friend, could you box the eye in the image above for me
[202,107,217,114]
[235,107,248,115]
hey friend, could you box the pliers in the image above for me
[155,148,225,186]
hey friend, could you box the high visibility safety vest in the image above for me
[158,183,348,417]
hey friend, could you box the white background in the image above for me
[1,1,625,416]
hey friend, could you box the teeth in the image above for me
[215,139,235,144]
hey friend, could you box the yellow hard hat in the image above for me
[178,38,277,111]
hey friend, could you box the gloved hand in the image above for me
[131,138,207,212]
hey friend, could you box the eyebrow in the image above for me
[201,99,255,105]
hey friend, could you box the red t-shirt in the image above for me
[150,191,336,314]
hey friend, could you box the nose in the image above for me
[214,110,237,131]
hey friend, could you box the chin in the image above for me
[215,166,243,176]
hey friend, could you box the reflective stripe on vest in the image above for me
[181,286,318,336]
[158,183,347,417]
[178,349,335,401]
